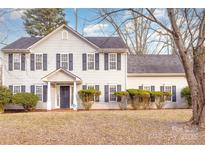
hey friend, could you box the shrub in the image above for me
[0,86,13,113]
[78,89,101,110]
[127,89,150,109]
[151,91,172,109]
[181,86,191,107]
[114,91,128,110]
[12,93,39,111]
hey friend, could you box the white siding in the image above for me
[2,28,127,109]
[127,75,189,108]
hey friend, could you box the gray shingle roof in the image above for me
[2,37,42,50]
[2,36,126,50]
[127,55,185,73]
[85,37,127,48]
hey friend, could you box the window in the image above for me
[61,54,68,69]
[87,54,95,70]
[87,85,95,101]
[36,86,43,101]
[164,86,172,101]
[109,53,117,70]
[143,86,151,91]
[109,85,117,102]
[13,54,21,70]
[13,86,21,94]
[62,30,68,40]
[36,54,43,70]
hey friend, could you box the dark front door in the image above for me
[60,86,70,108]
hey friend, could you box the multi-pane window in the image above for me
[87,85,95,101]
[164,86,172,101]
[13,54,21,70]
[61,54,68,69]
[13,86,21,94]
[143,86,151,91]
[36,54,43,70]
[36,86,43,101]
[109,53,117,70]
[109,85,117,102]
[87,54,95,70]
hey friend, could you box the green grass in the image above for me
[0,109,204,144]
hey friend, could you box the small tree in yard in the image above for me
[181,86,192,108]
[0,86,12,113]
[127,89,150,110]
[12,93,39,111]
[114,91,129,110]
[78,89,101,110]
[151,91,172,109]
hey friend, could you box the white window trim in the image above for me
[35,85,43,102]
[109,84,117,102]
[163,85,173,102]
[109,53,117,70]
[13,85,21,94]
[60,53,69,69]
[142,85,152,91]
[13,53,21,70]
[87,53,95,70]
[35,53,43,70]
[62,30,68,40]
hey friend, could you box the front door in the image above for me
[60,86,70,108]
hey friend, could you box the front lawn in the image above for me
[0,109,204,144]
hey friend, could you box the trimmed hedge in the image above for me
[78,89,101,110]
[12,93,39,111]
[181,86,191,107]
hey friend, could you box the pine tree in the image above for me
[22,8,67,37]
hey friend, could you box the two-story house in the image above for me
[1,24,128,110]
[1,24,188,110]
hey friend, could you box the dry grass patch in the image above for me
[0,109,205,144]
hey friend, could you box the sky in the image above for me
[0,8,115,48]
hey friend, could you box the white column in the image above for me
[73,80,78,110]
[47,81,52,110]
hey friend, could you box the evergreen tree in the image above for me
[22,8,67,37]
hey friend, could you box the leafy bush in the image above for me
[181,86,191,107]
[12,93,39,111]
[78,89,101,110]
[0,86,13,113]
[127,89,150,109]
[114,91,128,110]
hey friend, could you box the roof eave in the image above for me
[127,73,186,77]
[1,49,30,53]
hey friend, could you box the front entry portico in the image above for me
[42,68,82,110]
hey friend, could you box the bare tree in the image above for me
[99,8,205,126]
[98,8,174,54]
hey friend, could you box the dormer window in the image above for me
[62,30,68,40]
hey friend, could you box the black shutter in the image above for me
[30,54,35,71]
[104,85,109,102]
[139,85,143,89]
[30,85,35,94]
[82,53,87,70]
[117,53,121,70]
[104,53,108,70]
[21,53,25,71]
[95,85,100,102]
[95,53,99,70]
[172,86,176,102]
[43,85,48,103]
[9,85,13,92]
[56,53,60,69]
[43,54,47,71]
[8,54,13,71]
[69,53,73,71]
[82,85,87,90]
[21,85,26,92]
[117,85,122,102]
[151,86,155,102]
